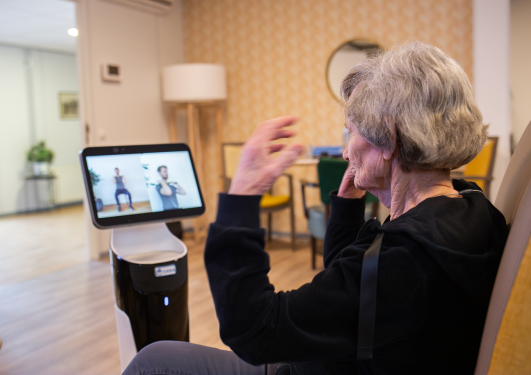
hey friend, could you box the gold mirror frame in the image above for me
[326,39,383,102]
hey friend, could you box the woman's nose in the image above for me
[342,146,349,161]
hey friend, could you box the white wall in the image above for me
[0,45,32,215]
[79,0,184,147]
[473,0,511,202]
[510,0,531,145]
[31,50,84,205]
[0,45,83,215]
[76,0,185,258]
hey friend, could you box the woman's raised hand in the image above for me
[229,116,304,196]
[338,162,366,199]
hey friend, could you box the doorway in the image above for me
[0,0,85,284]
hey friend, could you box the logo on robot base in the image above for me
[154,264,177,277]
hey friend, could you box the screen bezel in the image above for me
[80,143,206,229]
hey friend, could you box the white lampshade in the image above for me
[163,63,227,102]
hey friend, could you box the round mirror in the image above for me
[326,39,382,101]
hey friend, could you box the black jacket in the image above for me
[204,179,507,374]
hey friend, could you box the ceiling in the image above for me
[0,0,76,54]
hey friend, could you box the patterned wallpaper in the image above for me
[182,0,474,234]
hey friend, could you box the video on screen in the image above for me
[86,151,202,218]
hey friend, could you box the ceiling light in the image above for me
[68,28,78,37]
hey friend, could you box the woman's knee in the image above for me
[123,341,187,375]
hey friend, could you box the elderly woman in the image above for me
[124,41,507,375]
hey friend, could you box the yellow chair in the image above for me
[462,137,498,200]
[475,121,531,374]
[221,143,296,250]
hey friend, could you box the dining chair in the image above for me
[456,137,498,200]
[301,157,379,269]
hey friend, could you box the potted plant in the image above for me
[89,168,104,212]
[27,141,54,176]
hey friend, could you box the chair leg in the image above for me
[268,213,272,242]
[290,202,296,251]
[311,236,317,269]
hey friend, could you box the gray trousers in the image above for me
[122,341,282,375]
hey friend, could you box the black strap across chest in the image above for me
[354,190,483,360]
[357,232,384,360]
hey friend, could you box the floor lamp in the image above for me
[163,63,227,243]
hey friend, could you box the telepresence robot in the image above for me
[111,222,189,371]
[80,143,205,372]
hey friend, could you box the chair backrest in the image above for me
[221,143,243,191]
[317,158,349,205]
[475,121,531,374]
[463,136,498,198]
[147,184,163,212]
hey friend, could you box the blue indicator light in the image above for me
[164,297,169,306]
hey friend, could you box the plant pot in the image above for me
[95,198,104,212]
[33,162,51,176]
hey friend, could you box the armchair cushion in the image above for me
[260,194,290,208]
[307,205,326,240]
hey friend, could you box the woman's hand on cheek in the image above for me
[229,116,304,196]
[338,163,366,199]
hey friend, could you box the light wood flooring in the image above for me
[97,201,152,218]
[0,206,320,375]
[0,205,87,287]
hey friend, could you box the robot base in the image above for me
[110,222,189,372]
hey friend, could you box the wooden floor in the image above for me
[0,205,87,287]
[0,207,320,375]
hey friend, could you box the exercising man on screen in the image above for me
[156,165,186,210]
[113,168,134,212]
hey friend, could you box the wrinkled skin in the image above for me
[340,119,458,220]
[229,116,304,196]
[338,124,393,200]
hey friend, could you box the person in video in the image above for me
[156,165,186,210]
[113,168,133,212]
[124,41,508,375]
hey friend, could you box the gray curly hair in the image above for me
[340,40,487,171]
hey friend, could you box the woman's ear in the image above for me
[383,119,397,160]
[383,147,394,160]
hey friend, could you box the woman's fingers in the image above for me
[263,115,298,129]
[268,144,285,154]
[258,116,299,141]
[229,116,301,196]
[338,163,365,199]
[269,129,297,141]
[269,144,304,176]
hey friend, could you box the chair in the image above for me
[221,143,296,250]
[301,157,379,269]
[147,185,163,212]
[475,121,531,374]
[459,136,498,200]
[117,192,131,205]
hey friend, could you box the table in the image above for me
[25,175,56,211]
[293,158,318,166]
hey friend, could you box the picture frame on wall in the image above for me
[59,92,79,119]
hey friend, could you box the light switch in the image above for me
[101,63,121,82]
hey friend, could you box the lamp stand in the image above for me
[168,101,225,243]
